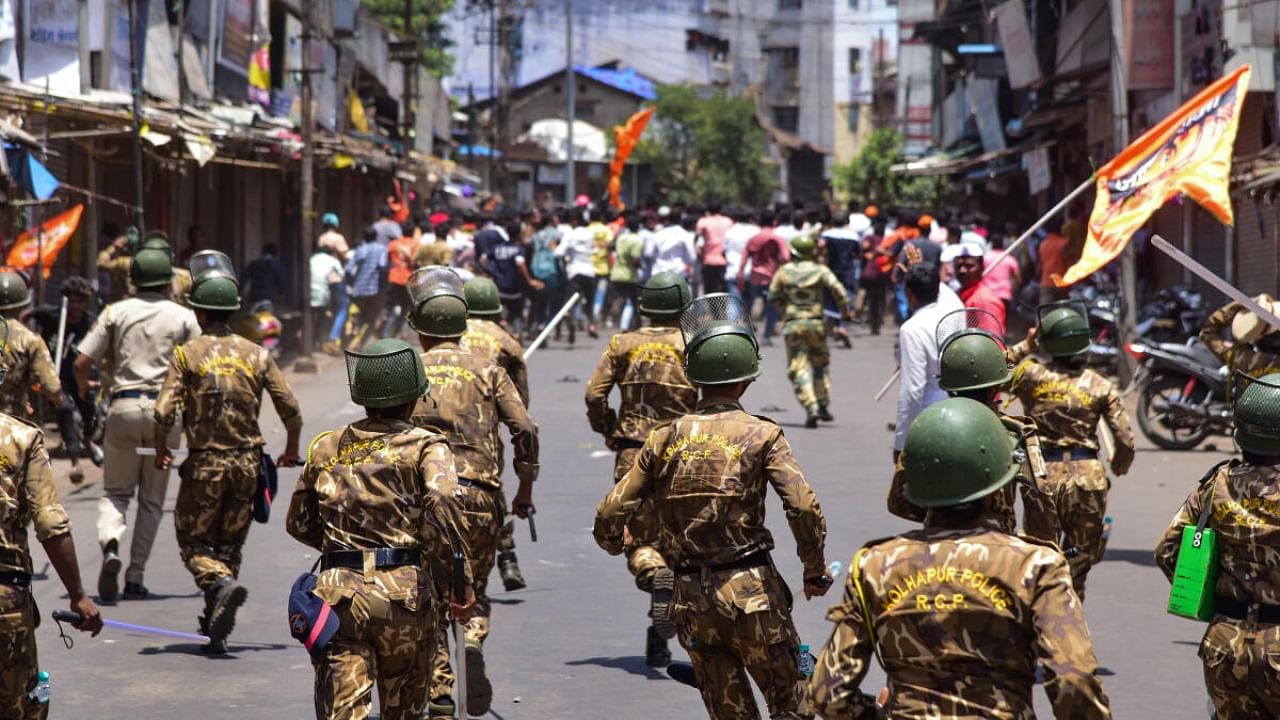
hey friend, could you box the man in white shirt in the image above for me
[723,209,759,299]
[644,213,697,280]
[894,262,964,455]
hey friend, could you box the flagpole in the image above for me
[984,177,1093,278]
[1150,235,1280,330]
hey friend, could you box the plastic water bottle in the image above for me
[797,644,816,677]
[28,671,49,705]
[828,560,843,579]
[1102,516,1113,542]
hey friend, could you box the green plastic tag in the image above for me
[1168,525,1218,621]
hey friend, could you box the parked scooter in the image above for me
[1125,337,1231,450]
[231,300,283,358]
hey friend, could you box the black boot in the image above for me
[818,406,835,422]
[645,625,671,668]
[649,568,676,639]
[497,550,527,592]
[98,541,121,604]
[206,577,248,649]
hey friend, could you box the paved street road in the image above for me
[35,327,1220,718]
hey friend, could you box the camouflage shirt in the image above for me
[810,522,1111,719]
[1156,460,1280,605]
[154,329,302,450]
[767,260,849,323]
[0,318,61,419]
[97,248,132,303]
[462,318,529,406]
[412,341,538,489]
[1200,301,1280,396]
[594,399,827,574]
[1007,358,1135,475]
[584,325,698,444]
[0,415,70,574]
[414,241,454,269]
[285,418,471,585]
[169,268,193,306]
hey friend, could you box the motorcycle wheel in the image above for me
[1137,374,1212,450]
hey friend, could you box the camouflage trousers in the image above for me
[431,483,502,700]
[673,564,809,719]
[1023,458,1108,600]
[783,323,830,413]
[174,449,259,592]
[0,586,44,720]
[1201,620,1280,719]
[312,567,435,720]
[615,446,667,591]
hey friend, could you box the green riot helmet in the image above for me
[789,234,817,261]
[0,271,31,310]
[638,272,691,319]
[1233,372,1280,455]
[188,250,238,285]
[1037,300,1091,357]
[681,293,760,384]
[463,277,502,318]
[407,266,468,338]
[346,338,430,408]
[142,230,172,254]
[130,248,175,288]
[186,276,241,311]
[122,225,142,255]
[936,308,1011,394]
[902,397,1019,508]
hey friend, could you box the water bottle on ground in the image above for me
[28,671,49,705]
[797,644,816,677]
[1102,516,1113,542]
[828,560,843,579]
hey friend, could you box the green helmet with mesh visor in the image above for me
[188,250,238,286]
[1234,372,1280,455]
[346,338,430,408]
[936,308,1011,394]
[1037,300,1091,357]
[680,293,760,385]
[408,266,468,338]
[639,272,691,318]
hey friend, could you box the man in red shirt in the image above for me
[383,224,416,336]
[696,202,734,293]
[952,243,1007,336]
[737,209,791,344]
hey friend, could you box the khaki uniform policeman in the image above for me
[406,268,539,719]
[810,398,1112,719]
[594,293,830,720]
[74,249,201,602]
[1005,304,1134,600]
[154,273,303,652]
[460,276,531,593]
[768,235,849,427]
[585,271,697,666]
[1156,372,1280,719]
[97,226,139,304]
[0,272,63,420]
[1200,297,1280,396]
[287,339,474,720]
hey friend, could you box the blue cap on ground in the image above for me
[288,573,339,660]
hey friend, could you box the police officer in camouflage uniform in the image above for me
[405,268,539,719]
[1201,297,1280,398]
[887,309,1054,540]
[141,232,194,305]
[153,269,303,653]
[1156,371,1280,719]
[460,276,530,592]
[584,271,697,667]
[594,293,830,720]
[1005,303,1134,600]
[768,235,850,428]
[97,226,139,303]
[810,398,1112,719]
[286,338,474,720]
[0,271,64,421]
[0,321,103,718]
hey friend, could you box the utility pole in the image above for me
[487,1,496,189]
[496,0,514,197]
[297,0,317,369]
[402,0,417,150]
[77,0,90,92]
[128,0,146,231]
[565,0,575,205]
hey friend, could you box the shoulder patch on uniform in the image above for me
[306,431,335,465]
[1013,532,1064,553]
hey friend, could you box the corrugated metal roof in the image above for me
[572,65,656,101]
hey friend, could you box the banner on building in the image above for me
[1125,0,1174,89]
[1025,147,1051,196]
[7,204,83,278]
[22,0,79,94]
[1057,64,1251,286]
[995,0,1040,89]
[609,107,654,209]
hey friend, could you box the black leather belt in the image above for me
[321,548,421,571]
[0,572,31,588]
[111,389,159,402]
[457,478,498,492]
[676,550,770,576]
[1044,446,1098,462]
[613,439,645,450]
[1215,595,1280,624]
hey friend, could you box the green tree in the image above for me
[833,128,949,208]
[363,0,457,78]
[633,84,777,206]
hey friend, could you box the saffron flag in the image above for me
[1057,64,1251,286]
[6,204,84,279]
[609,108,655,209]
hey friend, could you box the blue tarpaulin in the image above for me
[4,145,59,200]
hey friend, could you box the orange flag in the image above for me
[6,204,84,279]
[1057,65,1251,286]
[609,107,655,209]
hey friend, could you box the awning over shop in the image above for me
[891,140,1055,177]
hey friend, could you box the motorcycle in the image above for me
[231,300,283,357]
[1069,276,1124,372]
[1125,338,1231,450]
[1136,285,1204,344]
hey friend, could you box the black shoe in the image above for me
[667,661,698,688]
[645,625,671,668]
[122,582,150,600]
[839,332,852,349]
[98,543,121,603]
[200,637,229,655]
[465,644,493,715]
[497,551,527,592]
[649,568,676,639]
[818,406,835,422]
[207,578,248,645]
[805,412,819,429]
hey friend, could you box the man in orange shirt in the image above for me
[384,224,416,337]
[1038,228,1071,304]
